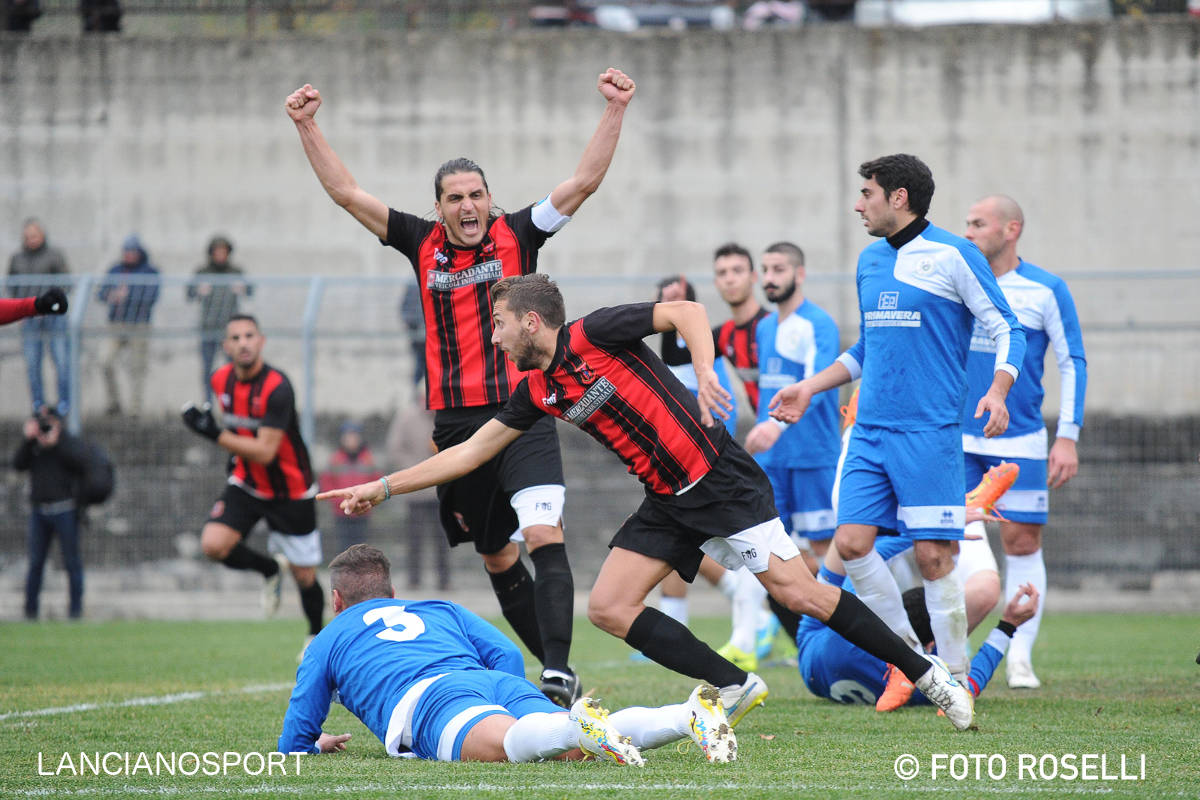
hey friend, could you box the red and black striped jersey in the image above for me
[496,302,729,495]
[714,306,769,411]
[210,362,315,501]
[383,206,553,411]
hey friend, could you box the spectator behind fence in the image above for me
[318,421,381,555]
[399,282,425,387]
[187,234,253,399]
[98,234,160,417]
[14,407,87,620]
[3,0,43,31]
[80,0,120,31]
[386,387,451,591]
[8,218,72,417]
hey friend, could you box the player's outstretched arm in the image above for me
[652,300,732,427]
[768,362,852,424]
[285,84,389,239]
[973,370,1014,438]
[317,419,523,516]
[546,68,636,217]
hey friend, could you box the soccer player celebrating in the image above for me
[181,315,324,652]
[278,544,737,765]
[963,194,1087,689]
[770,154,1026,694]
[320,274,976,731]
[285,68,636,706]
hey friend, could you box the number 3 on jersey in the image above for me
[362,605,426,642]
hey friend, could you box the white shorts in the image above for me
[268,529,323,567]
[701,517,801,574]
[508,484,566,542]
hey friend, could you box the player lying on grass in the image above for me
[277,544,736,764]
[797,531,1038,707]
[318,274,976,731]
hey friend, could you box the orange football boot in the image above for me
[876,663,916,712]
[840,387,860,433]
[965,462,1020,519]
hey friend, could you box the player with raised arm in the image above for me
[770,154,1026,698]
[963,194,1087,689]
[285,69,635,706]
[321,274,976,732]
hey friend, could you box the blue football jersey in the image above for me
[278,598,525,755]
[838,222,1026,430]
[755,300,842,469]
[962,260,1087,458]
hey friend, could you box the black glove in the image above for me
[181,402,222,441]
[34,288,68,315]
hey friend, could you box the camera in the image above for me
[38,418,54,434]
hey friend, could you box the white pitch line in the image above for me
[0,683,293,722]
[10,782,1184,797]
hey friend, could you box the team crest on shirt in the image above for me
[918,258,934,274]
[578,365,596,384]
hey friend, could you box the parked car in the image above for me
[854,0,1112,26]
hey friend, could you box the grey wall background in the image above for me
[2,19,1199,417]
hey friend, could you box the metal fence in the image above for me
[1,270,1197,592]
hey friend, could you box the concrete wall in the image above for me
[2,19,1199,417]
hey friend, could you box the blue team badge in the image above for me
[918,258,934,274]
[578,366,596,384]
[878,291,899,310]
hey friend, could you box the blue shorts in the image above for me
[837,424,965,541]
[762,464,836,542]
[410,671,562,761]
[963,452,1048,524]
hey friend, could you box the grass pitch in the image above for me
[0,612,1196,799]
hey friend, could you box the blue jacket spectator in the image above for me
[98,234,160,324]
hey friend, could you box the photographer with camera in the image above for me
[13,407,87,620]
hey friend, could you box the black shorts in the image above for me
[208,484,316,538]
[432,405,565,555]
[610,442,778,582]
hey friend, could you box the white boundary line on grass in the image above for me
[11,781,1187,797]
[0,683,292,722]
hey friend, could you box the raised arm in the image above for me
[653,300,732,426]
[317,418,523,516]
[546,68,636,217]
[285,84,390,239]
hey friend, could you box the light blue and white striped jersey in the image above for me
[278,597,525,755]
[962,260,1087,458]
[755,300,842,469]
[837,221,1026,430]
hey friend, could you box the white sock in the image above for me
[608,704,689,751]
[730,568,767,652]
[659,596,689,626]
[715,569,738,598]
[924,571,969,677]
[501,712,573,762]
[1005,549,1046,662]
[842,550,922,652]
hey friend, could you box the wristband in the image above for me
[996,620,1017,637]
[379,476,391,502]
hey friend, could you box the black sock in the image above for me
[299,579,324,636]
[768,594,801,643]
[529,543,573,673]
[625,607,746,688]
[487,560,545,663]
[222,543,278,577]
[825,590,930,681]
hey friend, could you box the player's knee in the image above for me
[832,528,871,561]
[200,527,234,560]
[522,524,563,550]
[585,598,625,635]
[1002,525,1042,556]
[913,542,955,578]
